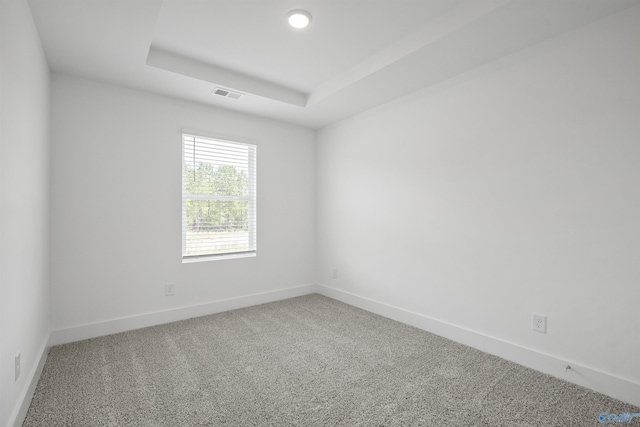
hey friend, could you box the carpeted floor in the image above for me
[24,294,638,426]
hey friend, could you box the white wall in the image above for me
[0,0,51,425]
[317,5,640,402]
[50,74,315,333]
[4,1,638,420]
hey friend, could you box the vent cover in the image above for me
[212,87,244,100]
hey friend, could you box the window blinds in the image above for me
[182,133,256,259]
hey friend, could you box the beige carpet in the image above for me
[24,294,637,426]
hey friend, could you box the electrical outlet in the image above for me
[165,283,175,296]
[15,352,20,381]
[532,313,547,333]
[332,269,338,279]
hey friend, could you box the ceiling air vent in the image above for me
[212,87,244,100]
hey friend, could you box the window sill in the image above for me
[182,251,256,264]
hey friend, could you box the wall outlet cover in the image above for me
[532,313,547,333]
[165,283,175,296]
[15,352,21,381]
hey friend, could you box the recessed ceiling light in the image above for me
[286,9,312,29]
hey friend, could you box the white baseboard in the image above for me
[8,333,49,427]
[49,284,320,346]
[316,284,640,408]
[44,282,640,407]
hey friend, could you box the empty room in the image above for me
[1,0,639,425]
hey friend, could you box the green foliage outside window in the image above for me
[183,162,250,234]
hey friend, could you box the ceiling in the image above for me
[28,0,640,129]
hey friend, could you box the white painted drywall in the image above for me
[317,4,640,390]
[49,75,316,332]
[0,0,51,425]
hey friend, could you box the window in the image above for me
[182,132,256,261]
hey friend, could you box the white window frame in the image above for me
[181,131,257,262]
